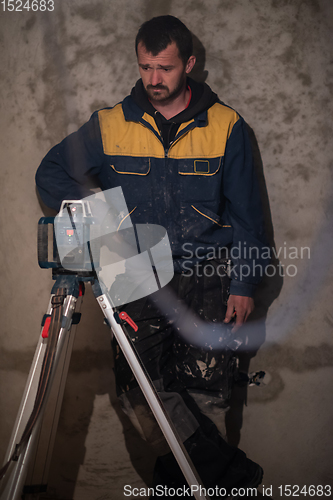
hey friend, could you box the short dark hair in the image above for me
[135,15,193,65]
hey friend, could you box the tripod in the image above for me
[0,269,208,500]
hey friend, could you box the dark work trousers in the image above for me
[112,260,260,494]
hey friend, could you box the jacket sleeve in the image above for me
[36,111,104,212]
[222,116,269,297]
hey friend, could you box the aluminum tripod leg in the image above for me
[0,275,82,500]
[92,281,208,500]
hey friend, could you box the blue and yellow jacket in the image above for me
[36,79,269,296]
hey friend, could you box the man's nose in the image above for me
[150,70,162,86]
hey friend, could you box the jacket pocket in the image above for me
[110,158,150,175]
[178,157,223,202]
[191,204,231,228]
[108,157,152,206]
[178,157,221,176]
[181,203,232,243]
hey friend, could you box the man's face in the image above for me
[137,41,194,104]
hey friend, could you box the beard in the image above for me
[145,75,186,103]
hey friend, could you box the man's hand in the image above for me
[224,295,254,332]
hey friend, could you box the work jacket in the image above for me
[36,79,269,296]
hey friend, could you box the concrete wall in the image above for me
[1,0,332,498]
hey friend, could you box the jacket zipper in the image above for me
[163,125,173,237]
[140,118,196,234]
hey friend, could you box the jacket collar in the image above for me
[122,77,218,128]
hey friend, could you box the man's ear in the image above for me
[185,55,196,74]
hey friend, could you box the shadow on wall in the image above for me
[190,32,283,447]
[227,124,283,446]
[190,34,209,83]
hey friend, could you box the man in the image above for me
[36,15,269,497]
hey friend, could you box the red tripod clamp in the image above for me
[118,311,138,332]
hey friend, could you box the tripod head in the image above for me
[38,199,100,274]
